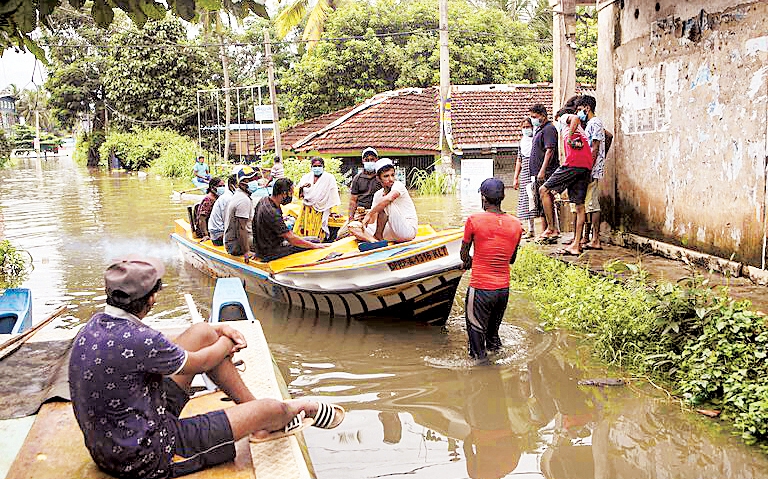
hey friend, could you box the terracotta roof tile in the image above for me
[450,84,553,149]
[279,83,588,155]
[262,107,354,151]
[293,88,440,154]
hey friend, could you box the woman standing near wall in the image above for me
[513,117,536,238]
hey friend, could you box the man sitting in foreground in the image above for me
[349,158,418,243]
[253,177,328,262]
[69,255,328,479]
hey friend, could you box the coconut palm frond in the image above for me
[301,0,332,48]
[275,0,310,39]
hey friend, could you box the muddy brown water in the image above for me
[3,156,768,478]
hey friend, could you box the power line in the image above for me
[39,27,552,51]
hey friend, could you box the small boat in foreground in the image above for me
[3,280,315,479]
[171,218,465,325]
[0,289,32,336]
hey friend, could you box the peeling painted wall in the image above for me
[602,0,768,267]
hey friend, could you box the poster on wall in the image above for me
[460,158,493,193]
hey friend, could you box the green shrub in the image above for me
[510,246,768,446]
[410,167,456,195]
[72,133,91,166]
[0,240,32,289]
[98,128,206,178]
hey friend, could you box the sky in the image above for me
[0,49,47,92]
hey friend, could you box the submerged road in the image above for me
[2,155,768,478]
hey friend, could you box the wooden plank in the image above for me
[0,305,67,361]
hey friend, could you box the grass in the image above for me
[509,246,768,449]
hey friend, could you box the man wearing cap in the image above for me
[224,166,260,262]
[69,255,321,478]
[460,178,523,362]
[338,147,382,238]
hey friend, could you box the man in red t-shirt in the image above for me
[539,110,593,256]
[460,178,523,362]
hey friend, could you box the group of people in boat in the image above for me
[193,147,419,263]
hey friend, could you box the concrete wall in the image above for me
[598,0,768,267]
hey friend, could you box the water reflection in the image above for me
[3,157,768,478]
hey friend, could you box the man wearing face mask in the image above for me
[528,104,560,242]
[253,178,328,261]
[338,147,383,239]
[224,166,260,262]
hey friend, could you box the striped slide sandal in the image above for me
[250,411,315,443]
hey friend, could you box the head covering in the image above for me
[104,255,164,304]
[362,147,378,159]
[479,178,505,199]
[374,158,393,175]
[237,165,258,183]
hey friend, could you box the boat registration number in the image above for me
[388,246,448,271]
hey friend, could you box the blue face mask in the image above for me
[530,117,541,128]
[215,186,226,196]
[577,110,587,122]
[247,181,261,193]
[311,166,324,176]
[363,161,376,172]
[521,128,533,137]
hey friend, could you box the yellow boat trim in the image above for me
[174,219,462,275]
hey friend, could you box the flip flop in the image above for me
[554,248,581,256]
[312,402,346,429]
[534,235,560,245]
[582,245,603,250]
[250,412,315,443]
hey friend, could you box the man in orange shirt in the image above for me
[460,178,523,362]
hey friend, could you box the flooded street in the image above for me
[3,156,768,478]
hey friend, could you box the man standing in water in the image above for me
[460,178,523,362]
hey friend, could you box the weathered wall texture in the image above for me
[599,0,768,267]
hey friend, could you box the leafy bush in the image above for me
[0,240,32,289]
[410,167,456,195]
[0,130,11,168]
[98,128,205,178]
[72,133,91,166]
[510,246,768,446]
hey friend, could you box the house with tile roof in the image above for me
[269,83,569,187]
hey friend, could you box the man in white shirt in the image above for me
[350,158,418,243]
[208,174,237,246]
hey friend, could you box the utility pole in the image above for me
[551,0,577,113]
[34,110,41,159]
[220,34,232,165]
[264,29,282,161]
[438,0,453,175]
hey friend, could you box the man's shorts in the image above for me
[542,166,591,205]
[585,179,601,213]
[162,378,237,477]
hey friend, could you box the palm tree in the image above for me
[274,0,345,48]
[528,0,552,53]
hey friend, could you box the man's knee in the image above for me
[538,185,550,196]
[178,323,219,351]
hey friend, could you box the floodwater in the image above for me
[3,155,768,479]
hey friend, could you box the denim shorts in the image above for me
[162,378,237,477]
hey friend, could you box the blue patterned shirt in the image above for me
[69,306,187,478]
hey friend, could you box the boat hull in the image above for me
[171,228,464,326]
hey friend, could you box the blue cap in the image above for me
[479,178,505,199]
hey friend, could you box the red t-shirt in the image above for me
[563,126,593,170]
[463,211,523,290]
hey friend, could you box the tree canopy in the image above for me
[1,0,268,60]
[102,17,215,134]
[280,0,551,121]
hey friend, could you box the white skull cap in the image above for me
[362,147,378,159]
[374,158,393,174]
